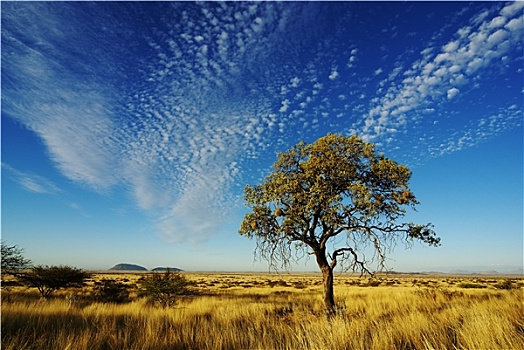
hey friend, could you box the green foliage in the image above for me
[1,241,32,273]
[139,270,195,308]
[94,279,131,303]
[16,265,90,298]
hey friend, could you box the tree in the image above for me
[239,134,440,314]
[17,265,90,298]
[1,241,32,274]
[139,270,195,308]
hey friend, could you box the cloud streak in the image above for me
[2,163,62,195]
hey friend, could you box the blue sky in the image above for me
[2,1,522,273]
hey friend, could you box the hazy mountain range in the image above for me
[109,263,182,272]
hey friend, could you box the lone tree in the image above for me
[239,134,440,314]
[1,240,32,274]
[17,265,90,298]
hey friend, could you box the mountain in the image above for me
[448,268,524,276]
[151,267,182,272]
[109,263,147,271]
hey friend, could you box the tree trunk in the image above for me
[321,265,335,315]
[315,250,336,315]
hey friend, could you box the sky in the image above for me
[1,1,523,273]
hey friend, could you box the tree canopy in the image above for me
[239,133,440,313]
[1,241,32,273]
[17,265,90,298]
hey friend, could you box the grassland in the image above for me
[2,272,523,349]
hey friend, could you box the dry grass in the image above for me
[2,272,523,349]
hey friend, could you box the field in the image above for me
[2,272,523,350]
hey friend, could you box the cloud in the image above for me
[427,104,522,158]
[68,202,91,218]
[447,87,460,99]
[328,68,339,80]
[353,1,523,144]
[2,163,62,195]
[279,99,290,113]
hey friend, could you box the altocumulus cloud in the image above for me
[352,1,523,144]
[1,2,305,241]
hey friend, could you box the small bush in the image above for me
[494,279,514,290]
[139,270,195,307]
[364,279,381,287]
[276,280,289,287]
[457,282,487,289]
[293,282,306,289]
[94,279,130,303]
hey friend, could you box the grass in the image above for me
[2,272,523,349]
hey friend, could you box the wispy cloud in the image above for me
[2,163,62,195]
[427,104,522,158]
[68,202,91,218]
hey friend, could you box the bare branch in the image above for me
[329,247,374,277]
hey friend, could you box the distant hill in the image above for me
[448,268,523,276]
[109,263,147,271]
[151,267,183,272]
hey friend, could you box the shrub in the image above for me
[494,279,514,290]
[139,270,195,307]
[364,279,381,287]
[457,282,487,289]
[94,279,130,303]
[16,265,90,298]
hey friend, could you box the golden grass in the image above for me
[2,273,523,349]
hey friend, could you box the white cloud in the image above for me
[279,99,290,113]
[447,87,460,99]
[505,17,524,33]
[488,16,506,29]
[353,1,523,143]
[443,40,459,52]
[329,68,339,80]
[428,104,522,158]
[500,1,524,18]
[487,28,509,46]
[2,163,62,195]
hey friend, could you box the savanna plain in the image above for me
[2,271,523,350]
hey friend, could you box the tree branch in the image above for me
[329,247,374,276]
